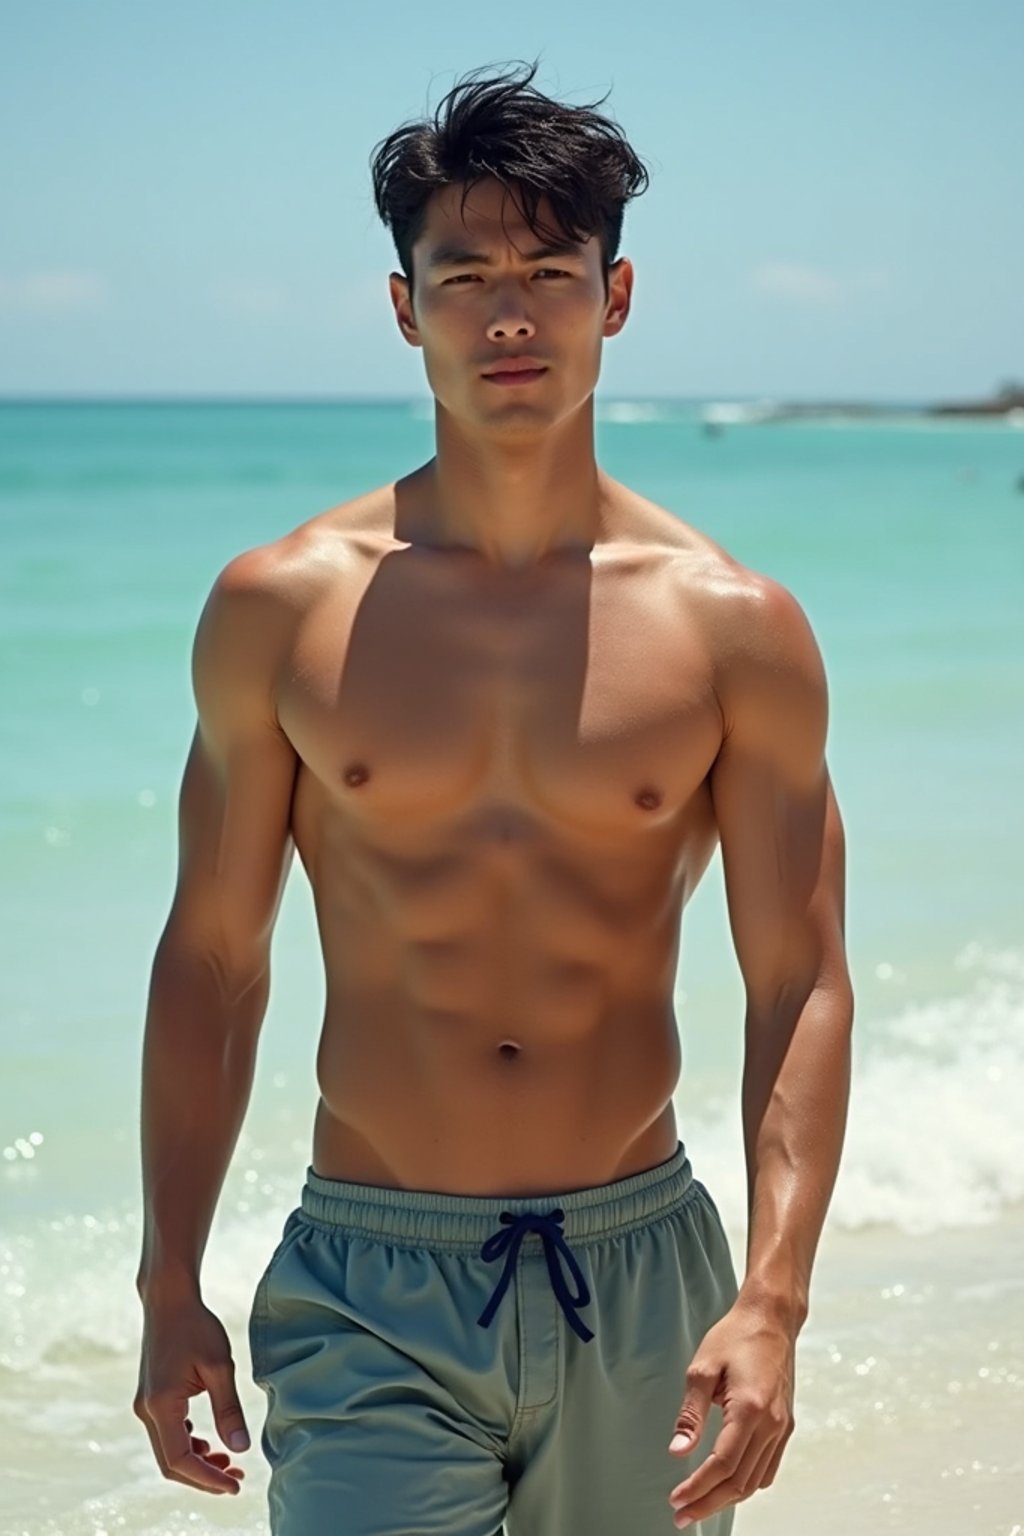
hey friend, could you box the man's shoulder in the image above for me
[618,484,790,616]
[685,556,828,732]
[213,484,393,608]
[619,487,825,713]
[684,552,817,655]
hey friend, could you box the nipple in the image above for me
[343,762,370,788]
[634,786,662,811]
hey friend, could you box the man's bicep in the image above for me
[707,580,846,1017]
[164,554,299,986]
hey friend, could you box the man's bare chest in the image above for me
[274,543,725,849]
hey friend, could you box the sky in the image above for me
[1,0,1021,403]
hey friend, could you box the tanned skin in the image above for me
[133,176,853,1526]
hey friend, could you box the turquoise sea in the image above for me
[1,399,1023,1534]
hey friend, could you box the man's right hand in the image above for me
[133,1295,251,1495]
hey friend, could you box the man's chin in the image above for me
[433,389,577,435]
[481,407,557,437]
[466,396,555,429]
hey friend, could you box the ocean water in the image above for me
[1,398,1023,1534]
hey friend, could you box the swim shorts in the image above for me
[249,1139,739,1535]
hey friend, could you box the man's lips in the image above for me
[481,357,549,376]
[482,364,549,385]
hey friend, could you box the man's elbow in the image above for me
[152,919,272,1017]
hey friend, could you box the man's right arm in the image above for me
[134,549,297,1486]
[133,548,298,1493]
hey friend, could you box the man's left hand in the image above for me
[666,1299,797,1528]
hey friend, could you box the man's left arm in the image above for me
[710,578,854,1332]
[667,574,854,1527]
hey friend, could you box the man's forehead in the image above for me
[418,182,585,250]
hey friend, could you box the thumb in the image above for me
[668,1371,717,1454]
[204,1360,251,1454]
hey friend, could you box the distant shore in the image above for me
[700,382,1024,428]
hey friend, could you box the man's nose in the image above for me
[486,296,536,341]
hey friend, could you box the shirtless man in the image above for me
[134,61,853,1536]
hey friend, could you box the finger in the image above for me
[184,1432,247,1478]
[205,1451,246,1476]
[672,1441,771,1527]
[138,1409,227,1494]
[669,1415,754,1509]
[166,1446,241,1496]
[669,1367,718,1453]
[202,1359,251,1454]
[672,1427,779,1526]
[148,1397,242,1494]
[756,1428,791,1490]
[727,1428,777,1503]
[744,1435,781,1495]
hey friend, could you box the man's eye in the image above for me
[443,270,570,285]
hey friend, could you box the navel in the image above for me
[342,761,371,788]
[634,785,663,811]
[497,1040,522,1061]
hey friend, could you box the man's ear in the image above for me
[388,272,422,348]
[602,257,633,339]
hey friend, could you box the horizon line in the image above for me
[0,392,938,407]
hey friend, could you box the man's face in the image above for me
[389,177,632,435]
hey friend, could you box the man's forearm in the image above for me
[735,979,854,1337]
[135,938,267,1303]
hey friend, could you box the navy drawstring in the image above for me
[476,1207,595,1342]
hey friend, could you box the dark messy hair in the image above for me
[369,59,650,300]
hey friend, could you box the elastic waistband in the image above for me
[298,1140,698,1253]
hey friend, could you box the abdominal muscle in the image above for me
[305,847,688,1198]
[310,1006,683,1198]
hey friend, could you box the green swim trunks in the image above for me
[249,1140,739,1535]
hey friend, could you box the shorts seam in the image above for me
[250,1273,268,1381]
[249,1213,305,1380]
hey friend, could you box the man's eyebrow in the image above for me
[425,240,585,270]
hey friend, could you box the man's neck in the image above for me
[404,401,613,573]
